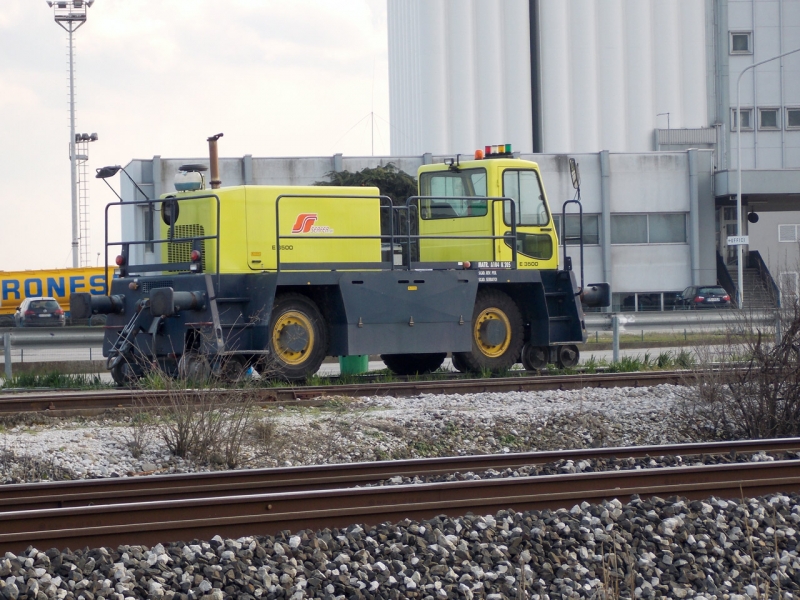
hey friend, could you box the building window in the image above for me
[649,214,687,243]
[730,31,752,54]
[611,215,647,244]
[731,108,753,131]
[552,214,600,245]
[779,224,800,243]
[611,213,687,244]
[787,108,800,130]
[611,291,683,312]
[759,108,780,130]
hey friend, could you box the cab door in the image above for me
[496,169,559,270]
[417,168,494,262]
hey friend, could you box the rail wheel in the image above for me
[450,352,469,374]
[213,355,249,383]
[380,353,446,376]
[178,352,212,383]
[453,289,524,373]
[557,344,580,368]
[521,343,549,371]
[110,358,140,387]
[267,294,327,381]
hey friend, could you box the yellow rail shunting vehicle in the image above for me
[73,136,609,385]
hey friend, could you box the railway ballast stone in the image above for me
[3,492,800,599]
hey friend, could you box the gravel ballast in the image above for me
[3,493,799,600]
[1,385,694,481]
[1,384,799,598]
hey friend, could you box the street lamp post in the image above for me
[47,0,95,268]
[735,45,800,308]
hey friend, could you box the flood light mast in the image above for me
[46,0,95,267]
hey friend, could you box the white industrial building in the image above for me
[121,0,800,311]
[387,0,800,308]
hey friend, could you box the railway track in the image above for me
[0,370,688,414]
[0,438,798,554]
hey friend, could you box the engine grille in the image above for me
[168,224,206,272]
[141,280,174,293]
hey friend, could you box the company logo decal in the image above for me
[291,213,334,234]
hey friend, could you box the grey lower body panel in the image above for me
[101,268,585,361]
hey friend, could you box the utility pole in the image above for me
[47,0,95,268]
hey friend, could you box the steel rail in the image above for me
[0,459,797,554]
[0,438,797,513]
[0,370,688,414]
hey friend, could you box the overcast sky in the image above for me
[0,0,389,271]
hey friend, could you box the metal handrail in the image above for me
[405,195,518,268]
[104,194,221,293]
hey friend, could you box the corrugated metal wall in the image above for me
[387,0,533,155]
[388,0,709,155]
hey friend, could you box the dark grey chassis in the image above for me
[73,266,587,381]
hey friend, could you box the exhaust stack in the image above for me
[207,133,223,189]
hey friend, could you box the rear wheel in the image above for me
[521,343,549,371]
[381,353,446,376]
[557,344,580,368]
[453,289,524,373]
[266,294,327,381]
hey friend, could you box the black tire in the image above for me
[453,289,524,373]
[265,294,327,381]
[381,353,446,376]
[521,343,549,370]
[556,344,580,368]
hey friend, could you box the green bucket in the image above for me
[338,355,369,375]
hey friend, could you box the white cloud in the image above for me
[0,0,389,270]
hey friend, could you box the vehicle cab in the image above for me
[416,145,558,271]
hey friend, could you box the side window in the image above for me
[503,170,549,226]
[419,169,488,219]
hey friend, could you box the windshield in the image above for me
[30,300,60,311]
[503,169,549,226]
[418,168,488,219]
[698,287,727,295]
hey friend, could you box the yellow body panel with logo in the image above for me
[416,158,559,270]
[160,186,382,273]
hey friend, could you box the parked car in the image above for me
[676,286,732,309]
[14,297,66,327]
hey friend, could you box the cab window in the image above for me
[419,168,487,219]
[503,170,549,226]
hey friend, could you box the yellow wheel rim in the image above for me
[272,310,314,366]
[473,307,511,358]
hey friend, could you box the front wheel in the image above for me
[110,358,141,387]
[381,353,446,376]
[266,294,328,381]
[452,289,524,373]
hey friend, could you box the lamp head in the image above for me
[96,165,121,179]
